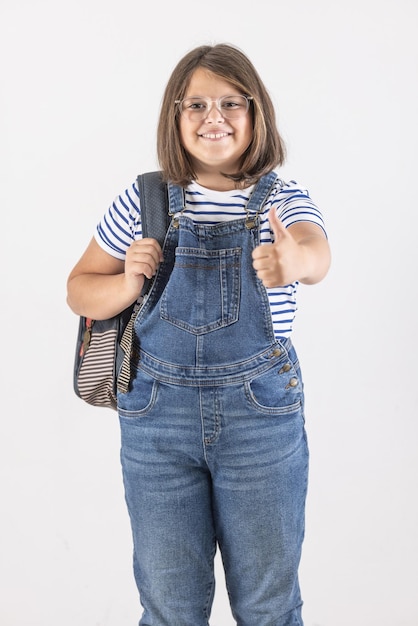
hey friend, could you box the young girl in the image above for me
[67,43,331,626]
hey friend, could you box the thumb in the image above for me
[268,207,288,242]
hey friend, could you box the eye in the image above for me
[183,98,207,111]
[221,97,246,110]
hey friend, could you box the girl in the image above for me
[67,43,331,626]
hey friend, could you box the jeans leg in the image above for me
[207,382,309,626]
[119,382,216,626]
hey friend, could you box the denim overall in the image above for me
[118,173,308,626]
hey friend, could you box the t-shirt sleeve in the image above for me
[94,180,142,260]
[274,180,327,236]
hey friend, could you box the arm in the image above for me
[66,236,164,320]
[252,207,331,288]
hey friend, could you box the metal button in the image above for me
[288,377,298,387]
[279,363,291,374]
[271,348,282,357]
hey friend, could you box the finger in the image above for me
[132,241,163,266]
[139,238,164,262]
[139,255,161,279]
[268,207,288,242]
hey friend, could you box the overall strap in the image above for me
[246,171,278,212]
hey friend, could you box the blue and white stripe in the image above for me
[94,176,326,338]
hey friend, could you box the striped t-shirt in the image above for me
[94,175,326,338]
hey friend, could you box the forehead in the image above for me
[185,68,240,97]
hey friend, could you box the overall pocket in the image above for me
[117,367,158,416]
[160,246,242,334]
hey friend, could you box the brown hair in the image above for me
[157,43,286,187]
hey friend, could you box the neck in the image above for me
[195,172,249,192]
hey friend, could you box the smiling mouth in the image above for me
[199,132,230,139]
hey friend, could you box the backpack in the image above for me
[73,171,169,410]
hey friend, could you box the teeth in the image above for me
[201,133,228,139]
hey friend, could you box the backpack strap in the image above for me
[117,171,170,395]
[137,170,170,248]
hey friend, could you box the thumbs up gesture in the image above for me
[252,207,307,288]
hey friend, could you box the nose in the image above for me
[205,101,225,122]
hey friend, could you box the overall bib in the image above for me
[118,173,308,626]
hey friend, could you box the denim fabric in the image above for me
[118,173,308,626]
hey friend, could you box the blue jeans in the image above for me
[119,341,308,626]
[118,173,308,625]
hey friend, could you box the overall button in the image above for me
[285,377,298,389]
[279,363,291,374]
[270,348,282,358]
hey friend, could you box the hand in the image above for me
[252,208,305,288]
[124,238,164,291]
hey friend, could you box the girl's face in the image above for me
[178,68,253,190]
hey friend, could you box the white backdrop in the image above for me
[1,1,417,625]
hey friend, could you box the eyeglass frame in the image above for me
[175,94,254,121]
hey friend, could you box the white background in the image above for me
[1,1,417,625]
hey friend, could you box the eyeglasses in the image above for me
[175,95,253,121]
